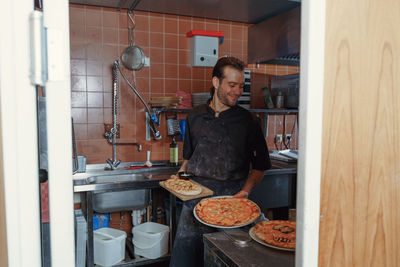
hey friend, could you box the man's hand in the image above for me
[170,174,179,179]
[233,190,249,198]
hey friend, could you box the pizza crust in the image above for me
[164,179,202,196]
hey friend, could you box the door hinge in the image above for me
[29,10,48,86]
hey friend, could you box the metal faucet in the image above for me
[104,61,143,170]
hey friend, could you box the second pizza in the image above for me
[164,178,202,196]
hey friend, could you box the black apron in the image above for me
[169,177,245,267]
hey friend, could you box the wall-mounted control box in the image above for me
[187,30,224,67]
[190,35,219,67]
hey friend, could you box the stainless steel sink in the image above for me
[87,173,147,184]
[72,164,180,212]
[89,173,149,213]
[92,189,149,213]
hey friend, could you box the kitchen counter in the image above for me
[203,231,295,267]
[72,160,296,267]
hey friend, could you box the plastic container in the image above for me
[93,213,109,230]
[74,210,87,267]
[94,228,127,267]
[132,222,169,259]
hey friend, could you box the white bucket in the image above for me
[94,228,126,267]
[132,222,169,259]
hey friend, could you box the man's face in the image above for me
[214,66,244,107]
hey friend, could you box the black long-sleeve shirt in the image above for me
[183,103,271,180]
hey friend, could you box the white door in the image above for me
[0,0,75,266]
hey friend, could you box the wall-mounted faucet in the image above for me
[104,61,144,170]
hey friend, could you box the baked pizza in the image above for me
[164,178,202,196]
[254,220,296,249]
[195,197,260,227]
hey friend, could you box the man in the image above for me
[169,57,271,266]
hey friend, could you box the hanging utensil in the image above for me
[121,11,145,71]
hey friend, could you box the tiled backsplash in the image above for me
[69,4,299,164]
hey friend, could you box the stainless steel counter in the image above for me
[204,231,295,267]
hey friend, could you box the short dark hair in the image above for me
[210,56,245,97]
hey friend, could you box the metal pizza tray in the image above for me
[193,195,260,229]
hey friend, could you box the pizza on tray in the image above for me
[164,178,202,196]
[254,220,296,249]
[195,197,260,227]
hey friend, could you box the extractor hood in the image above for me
[248,7,300,65]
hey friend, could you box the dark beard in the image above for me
[216,87,236,107]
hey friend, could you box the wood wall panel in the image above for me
[319,0,400,266]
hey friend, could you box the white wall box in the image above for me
[187,30,223,67]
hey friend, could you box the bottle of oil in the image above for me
[169,137,178,166]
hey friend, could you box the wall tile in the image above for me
[103,11,118,28]
[135,31,149,47]
[86,26,102,43]
[69,4,298,164]
[231,39,243,54]
[71,60,86,75]
[165,64,178,79]
[70,24,86,44]
[165,18,178,34]
[73,123,88,140]
[86,9,102,27]
[87,92,103,107]
[71,92,87,107]
[179,65,191,79]
[149,47,164,63]
[179,79,191,92]
[178,35,190,50]
[150,16,164,33]
[119,12,128,29]
[192,68,205,80]
[193,18,205,30]
[178,19,192,35]
[88,124,106,139]
[179,50,191,65]
[135,77,150,93]
[135,15,149,31]
[165,34,178,49]
[71,108,87,123]
[231,25,243,40]
[165,49,178,64]
[88,108,104,123]
[70,7,85,25]
[86,43,102,59]
[205,22,218,31]
[103,27,119,44]
[71,75,87,92]
[70,43,86,59]
[150,32,164,48]
[150,78,164,93]
[103,93,112,108]
[103,76,112,92]
[87,60,103,75]
[102,44,119,61]
[165,79,178,93]
[119,29,129,45]
[150,63,164,78]
[103,108,112,124]
[218,23,231,39]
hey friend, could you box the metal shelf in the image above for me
[153,107,298,139]
[154,107,298,114]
